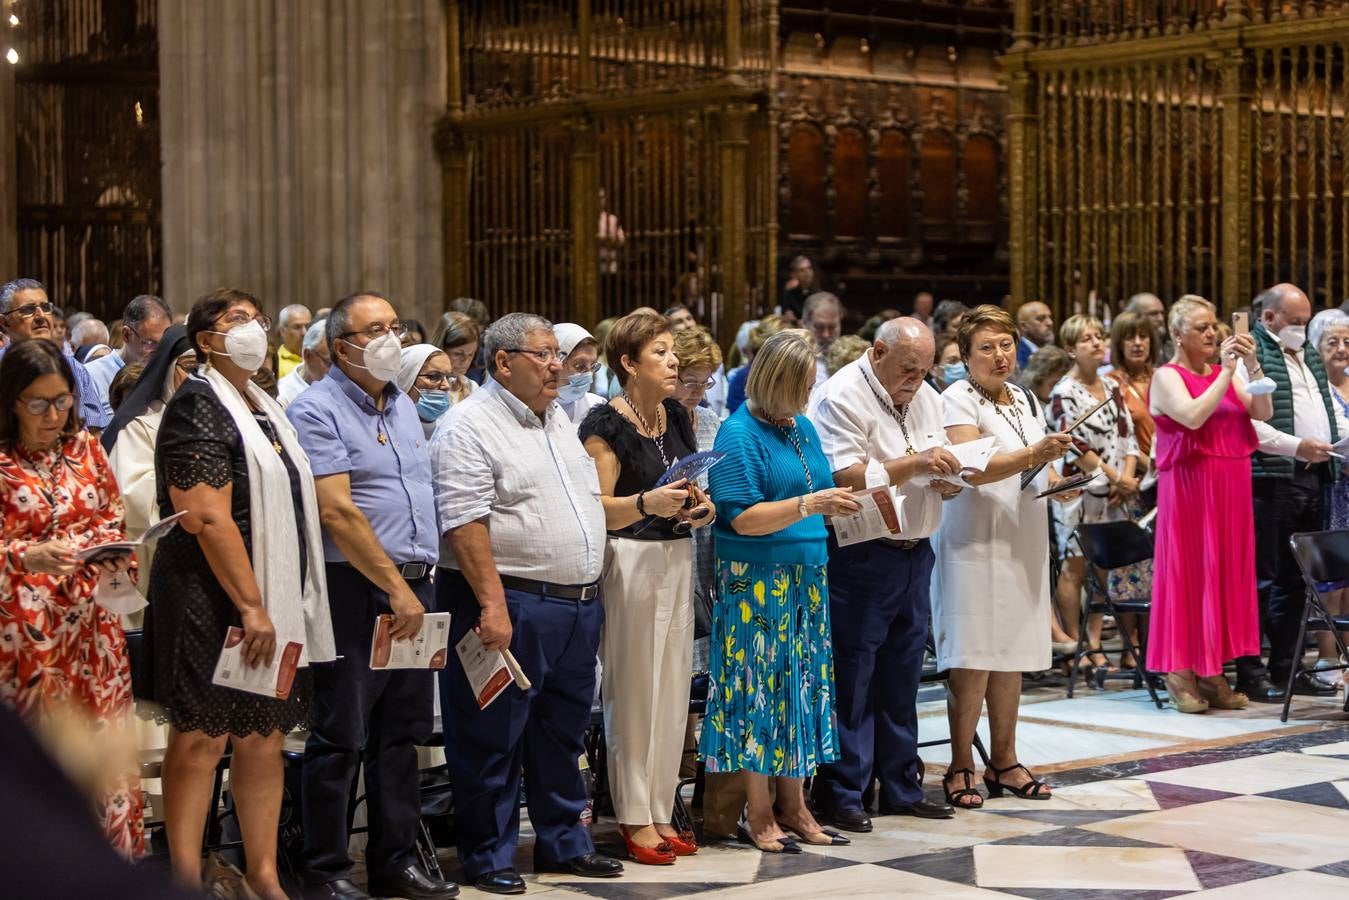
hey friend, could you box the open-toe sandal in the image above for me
[942,768,984,810]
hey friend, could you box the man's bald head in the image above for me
[1255,282,1311,335]
[1016,301,1054,346]
[873,317,934,405]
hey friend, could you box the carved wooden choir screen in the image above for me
[1006,0,1349,314]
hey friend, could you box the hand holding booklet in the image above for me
[948,437,998,482]
[831,486,905,547]
[211,627,303,699]
[77,510,188,562]
[455,629,532,709]
[370,612,451,670]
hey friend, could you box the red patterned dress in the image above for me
[0,431,145,856]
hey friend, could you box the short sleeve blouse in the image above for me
[579,399,697,540]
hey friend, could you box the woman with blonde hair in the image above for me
[703,329,860,853]
[429,310,480,405]
[726,314,786,414]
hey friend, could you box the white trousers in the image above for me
[600,536,694,826]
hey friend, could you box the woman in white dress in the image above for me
[933,305,1078,810]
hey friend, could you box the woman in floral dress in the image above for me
[0,339,143,855]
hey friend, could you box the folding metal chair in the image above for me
[1281,529,1349,723]
[1069,520,1163,709]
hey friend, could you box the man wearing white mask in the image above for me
[553,322,606,425]
[1236,283,1348,703]
[288,292,453,900]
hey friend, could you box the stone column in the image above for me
[0,26,15,278]
[159,0,446,326]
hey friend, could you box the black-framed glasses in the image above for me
[7,301,54,320]
[679,375,716,390]
[340,321,405,342]
[216,311,273,331]
[19,393,75,415]
[504,347,562,364]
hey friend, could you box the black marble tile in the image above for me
[752,847,858,881]
[876,845,978,885]
[1260,781,1349,810]
[1311,858,1349,879]
[1147,782,1239,810]
[557,881,750,899]
[994,890,1191,900]
[1183,849,1287,889]
[984,809,1145,826]
[989,827,1167,849]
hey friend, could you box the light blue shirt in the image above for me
[0,342,111,430]
[84,348,125,420]
[287,366,438,566]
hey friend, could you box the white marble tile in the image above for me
[797,811,1056,864]
[1179,871,1349,899]
[536,842,763,885]
[983,776,1160,812]
[696,865,1014,899]
[916,716,1174,768]
[1015,695,1295,740]
[973,845,1202,891]
[1086,794,1349,869]
[1336,781,1349,804]
[1302,740,1349,756]
[1140,751,1349,795]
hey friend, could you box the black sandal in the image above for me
[942,768,984,809]
[983,763,1052,800]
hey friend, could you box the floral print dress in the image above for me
[0,432,144,856]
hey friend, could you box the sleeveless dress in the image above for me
[1146,364,1259,676]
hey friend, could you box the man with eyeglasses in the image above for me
[84,294,173,420]
[288,292,454,900]
[0,279,111,431]
[431,313,623,893]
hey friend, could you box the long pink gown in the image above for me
[1147,364,1260,676]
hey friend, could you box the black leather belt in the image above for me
[879,538,922,550]
[500,574,600,602]
[397,562,431,580]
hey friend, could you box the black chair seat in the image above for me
[1076,521,1154,571]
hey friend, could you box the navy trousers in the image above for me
[814,537,934,813]
[438,570,602,878]
[302,566,435,883]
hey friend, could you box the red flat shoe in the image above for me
[618,825,676,865]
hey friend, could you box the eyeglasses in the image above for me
[216,311,273,331]
[127,323,160,352]
[416,371,453,388]
[7,301,54,320]
[503,347,562,364]
[19,393,75,415]
[679,375,716,390]
[340,321,405,342]
[563,358,603,374]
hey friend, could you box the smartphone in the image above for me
[1232,311,1249,336]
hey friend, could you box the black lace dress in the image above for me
[142,379,312,737]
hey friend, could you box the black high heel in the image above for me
[942,768,984,810]
[983,763,1052,800]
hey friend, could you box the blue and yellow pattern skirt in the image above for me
[699,558,839,777]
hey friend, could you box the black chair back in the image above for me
[1289,529,1349,594]
[123,628,152,700]
[1076,521,1154,571]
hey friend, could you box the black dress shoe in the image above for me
[367,864,459,900]
[879,797,955,820]
[535,852,624,878]
[1236,675,1284,703]
[1290,670,1338,696]
[820,807,872,833]
[473,869,527,895]
[306,880,371,900]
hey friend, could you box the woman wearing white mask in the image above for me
[147,289,335,899]
[396,344,454,439]
[554,322,606,424]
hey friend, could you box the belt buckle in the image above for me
[400,562,428,580]
[578,583,599,601]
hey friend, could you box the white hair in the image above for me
[71,318,110,347]
[279,304,312,329]
[302,317,328,353]
[1309,308,1349,353]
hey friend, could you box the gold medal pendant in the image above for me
[377,433,388,445]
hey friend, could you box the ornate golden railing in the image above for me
[1007,1,1349,312]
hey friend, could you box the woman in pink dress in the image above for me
[1148,296,1272,713]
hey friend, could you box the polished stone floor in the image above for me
[433,680,1349,899]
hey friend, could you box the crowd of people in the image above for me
[0,266,1344,899]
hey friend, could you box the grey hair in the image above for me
[302,317,328,353]
[279,303,312,329]
[483,313,553,375]
[803,291,841,321]
[66,311,92,331]
[123,294,171,329]
[1124,292,1162,313]
[0,278,45,315]
[1309,308,1349,353]
[325,291,391,355]
[71,318,110,347]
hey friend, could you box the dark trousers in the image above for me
[1238,469,1325,684]
[301,565,435,883]
[814,537,935,813]
[439,570,602,879]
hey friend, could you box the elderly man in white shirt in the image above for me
[276,317,331,408]
[807,317,964,832]
[1235,283,1349,702]
[430,313,623,894]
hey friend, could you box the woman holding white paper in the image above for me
[580,309,714,864]
[146,289,334,899]
[933,305,1077,811]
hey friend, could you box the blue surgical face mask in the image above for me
[941,361,968,384]
[415,389,451,422]
[557,372,592,404]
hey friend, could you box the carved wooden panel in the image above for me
[786,123,827,238]
[920,129,957,227]
[832,126,868,239]
[876,130,912,240]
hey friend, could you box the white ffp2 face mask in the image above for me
[208,319,269,374]
[1277,324,1307,352]
[343,331,403,383]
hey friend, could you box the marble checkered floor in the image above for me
[433,684,1349,899]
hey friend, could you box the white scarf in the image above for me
[198,366,336,664]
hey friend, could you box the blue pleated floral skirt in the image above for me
[699,558,839,777]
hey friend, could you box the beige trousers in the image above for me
[601,536,694,826]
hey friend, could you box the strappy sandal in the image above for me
[983,763,1052,800]
[942,768,984,810]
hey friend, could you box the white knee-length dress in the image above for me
[931,380,1053,673]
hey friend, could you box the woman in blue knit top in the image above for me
[702,329,861,853]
